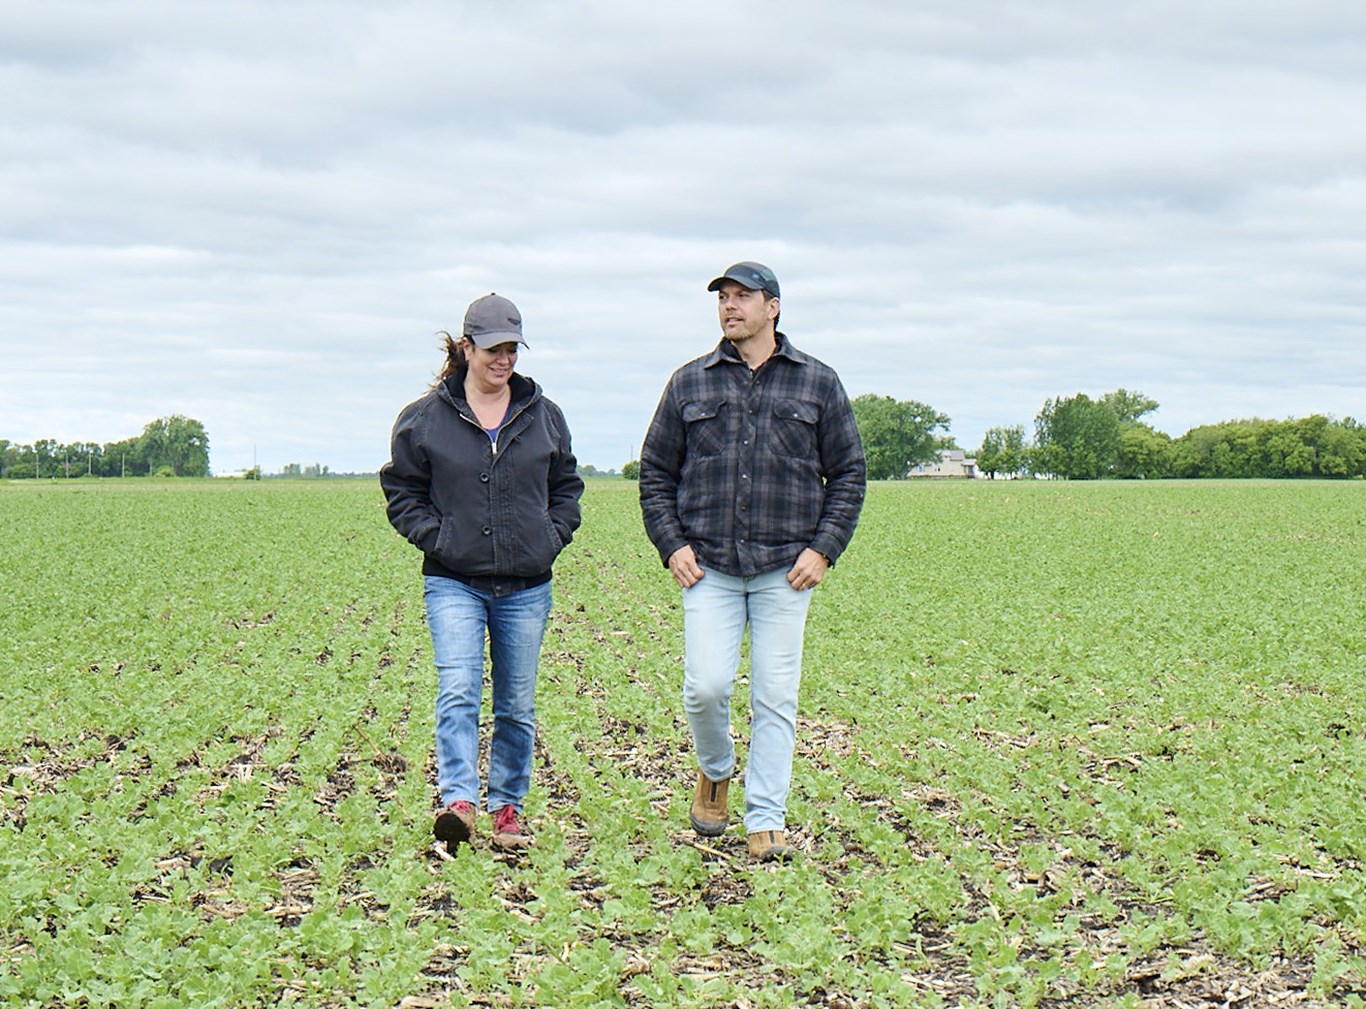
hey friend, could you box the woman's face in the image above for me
[464,340,519,393]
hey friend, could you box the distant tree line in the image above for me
[0,416,210,479]
[280,463,330,478]
[978,389,1365,480]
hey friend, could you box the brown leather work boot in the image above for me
[747,829,788,862]
[434,800,476,852]
[689,771,730,836]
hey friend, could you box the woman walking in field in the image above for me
[381,293,583,852]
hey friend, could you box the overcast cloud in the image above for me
[3,0,1364,474]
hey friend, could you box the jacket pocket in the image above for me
[682,399,728,458]
[432,514,495,574]
[522,511,564,572]
[772,398,819,458]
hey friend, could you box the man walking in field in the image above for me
[639,261,866,861]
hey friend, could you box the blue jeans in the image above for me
[423,576,552,812]
[682,566,814,833]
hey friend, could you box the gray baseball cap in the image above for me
[706,261,780,299]
[462,293,529,348]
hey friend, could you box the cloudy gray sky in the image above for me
[4,0,1364,474]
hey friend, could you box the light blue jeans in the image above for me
[682,566,814,833]
[423,576,552,812]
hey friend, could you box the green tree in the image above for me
[1168,416,1366,479]
[139,416,210,477]
[102,436,144,477]
[1100,388,1160,424]
[1266,420,1317,477]
[977,425,1026,479]
[1318,418,1365,477]
[34,438,57,479]
[1169,423,1222,478]
[851,394,951,480]
[1033,393,1122,479]
[67,441,101,477]
[621,460,640,481]
[1116,424,1172,479]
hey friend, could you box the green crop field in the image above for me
[2,477,1363,1008]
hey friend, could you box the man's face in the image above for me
[716,281,778,345]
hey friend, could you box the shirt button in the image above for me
[482,526,492,536]
[480,473,490,483]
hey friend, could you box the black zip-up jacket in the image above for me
[380,369,583,585]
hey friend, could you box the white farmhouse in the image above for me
[908,449,980,479]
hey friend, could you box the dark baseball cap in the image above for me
[706,261,780,299]
[462,293,529,348]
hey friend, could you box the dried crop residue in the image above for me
[3,731,154,831]
[397,704,1360,1009]
[800,714,1359,1008]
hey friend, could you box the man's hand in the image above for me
[668,545,705,589]
[787,548,829,591]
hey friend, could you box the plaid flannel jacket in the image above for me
[639,333,866,577]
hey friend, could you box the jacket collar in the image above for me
[438,367,540,414]
[703,331,805,369]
